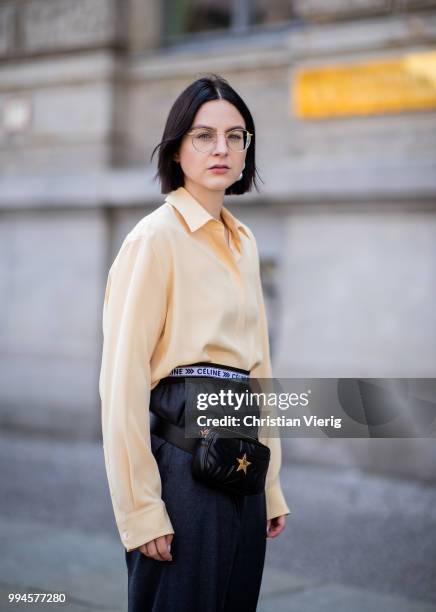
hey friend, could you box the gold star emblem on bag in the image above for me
[236,453,251,474]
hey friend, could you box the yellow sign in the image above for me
[293,50,436,118]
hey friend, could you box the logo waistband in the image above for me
[168,364,249,380]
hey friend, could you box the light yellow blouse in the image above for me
[99,186,290,552]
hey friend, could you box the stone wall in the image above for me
[0,1,435,479]
[293,0,436,20]
[0,0,125,59]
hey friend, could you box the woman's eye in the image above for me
[198,132,213,140]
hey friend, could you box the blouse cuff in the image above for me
[265,480,291,521]
[115,500,175,552]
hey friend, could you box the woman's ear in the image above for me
[173,153,180,163]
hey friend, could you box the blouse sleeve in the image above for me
[99,234,174,552]
[249,235,291,521]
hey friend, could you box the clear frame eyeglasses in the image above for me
[186,127,253,153]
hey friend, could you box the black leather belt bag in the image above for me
[149,364,271,496]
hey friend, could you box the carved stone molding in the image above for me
[294,0,391,20]
[22,0,122,53]
[294,0,436,20]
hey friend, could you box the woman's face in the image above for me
[173,99,248,193]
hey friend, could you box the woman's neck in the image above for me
[183,181,225,220]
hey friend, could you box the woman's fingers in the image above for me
[267,515,286,538]
[155,535,173,561]
[142,536,173,561]
[145,539,158,559]
[166,533,174,552]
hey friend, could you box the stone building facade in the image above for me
[1,0,435,478]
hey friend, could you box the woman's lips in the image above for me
[209,167,229,174]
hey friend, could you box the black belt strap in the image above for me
[150,412,197,455]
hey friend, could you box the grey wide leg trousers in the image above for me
[125,432,267,612]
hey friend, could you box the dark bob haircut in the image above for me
[151,73,263,195]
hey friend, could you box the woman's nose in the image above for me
[212,134,229,153]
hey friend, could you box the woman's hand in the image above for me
[266,515,286,538]
[138,533,174,561]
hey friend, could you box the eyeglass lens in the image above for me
[191,129,250,152]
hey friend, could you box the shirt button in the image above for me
[123,531,129,539]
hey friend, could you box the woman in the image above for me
[99,73,290,612]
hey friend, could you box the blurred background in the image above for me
[0,1,435,610]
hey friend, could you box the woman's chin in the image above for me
[203,175,235,189]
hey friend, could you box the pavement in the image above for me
[0,429,435,612]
